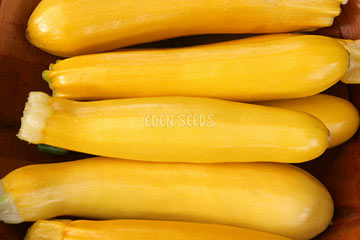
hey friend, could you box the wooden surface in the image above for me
[0,0,360,239]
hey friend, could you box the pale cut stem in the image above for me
[17,92,52,144]
[338,39,360,84]
[0,181,23,224]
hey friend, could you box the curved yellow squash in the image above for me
[17,92,329,163]
[259,94,359,148]
[1,158,333,239]
[43,34,349,101]
[25,219,292,240]
[27,0,346,56]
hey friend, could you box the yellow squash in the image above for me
[27,0,346,56]
[259,94,359,148]
[25,219,292,240]
[43,34,349,101]
[1,157,333,240]
[17,92,329,163]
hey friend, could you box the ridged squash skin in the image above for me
[259,94,360,148]
[27,0,346,56]
[43,34,349,101]
[1,158,333,240]
[25,219,292,240]
[17,92,329,163]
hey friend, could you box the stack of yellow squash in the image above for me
[1,0,359,240]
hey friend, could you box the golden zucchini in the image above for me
[17,92,329,163]
[25,219,292,240]
[43,34,349,101]
[1,157,333,239]
[259,94,360,148]
[27,0,346,56]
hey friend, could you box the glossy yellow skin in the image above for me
[2,158,333,239]
[18,92,329,163]
[43,35,349,101]
[25,219,292,240]
[27,0,345,57]
[259,94,359,148]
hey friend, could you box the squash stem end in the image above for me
[17,92,52,144]
[0,181,23,224]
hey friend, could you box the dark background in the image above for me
[1,0,360,239]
